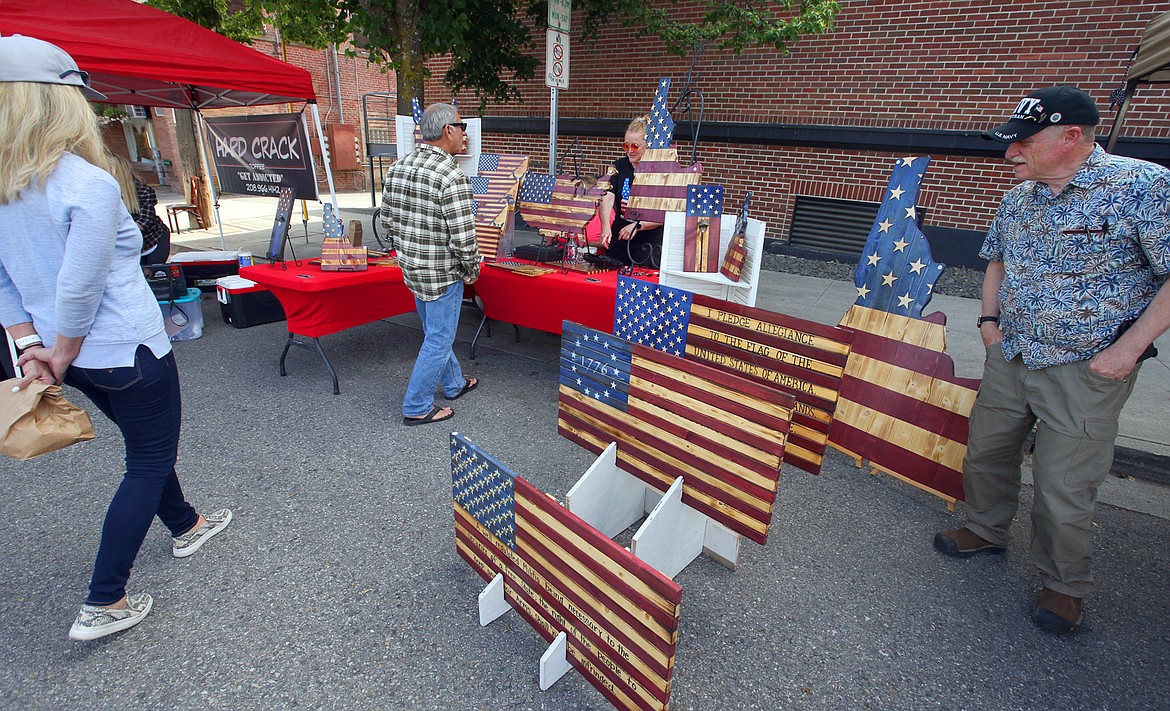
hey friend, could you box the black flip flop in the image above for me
[402,404,454,426]
[445,377,479,401]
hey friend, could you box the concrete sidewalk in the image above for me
[161,189,1170,463]
[1,191,1167,710]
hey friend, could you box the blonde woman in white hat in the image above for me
[0,36,231,641]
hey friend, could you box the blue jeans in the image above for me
[403,280,466,417]
[65,345,197,605]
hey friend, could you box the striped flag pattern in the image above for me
[853,156,945,317]
[557,322,794,544]
[614,277,853,476]
[625,149,702,225]
[829,306,980,502]
[684,184,724,272]
[452,433,682,711]
[518,173,609,237]
[719,192,752,281]
[472,154,530,260]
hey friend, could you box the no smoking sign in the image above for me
[545,29,569,89]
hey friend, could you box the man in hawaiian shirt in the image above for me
[934,86,1170,634]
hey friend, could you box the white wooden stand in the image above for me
[478,573,510,626]
[566,443,740,578]
[539,632,572,690]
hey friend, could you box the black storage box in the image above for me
[171,254,239,293]
[215,278,285,328]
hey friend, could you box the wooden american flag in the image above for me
[613,277,853,476]
[625,77,701,224]
[452,433,682,710]
[625,148,702,225]
[719,193,752,281]
[829,305,980,503]
[518,172,609,237]
[683,184,723,272]
[557,322,794,544]
[468,154,526,260]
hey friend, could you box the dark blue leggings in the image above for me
[65,345,197,605]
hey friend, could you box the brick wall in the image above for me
[426,0,1170,249]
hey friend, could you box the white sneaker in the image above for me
[172,508,233,558]
[68,592,153,641]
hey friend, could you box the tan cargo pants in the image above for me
[962,344,1139,597]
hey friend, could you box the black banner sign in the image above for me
[204,114,318,199]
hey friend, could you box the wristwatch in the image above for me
[977,316,1000,329]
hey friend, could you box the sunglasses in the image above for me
[447,122,468,131]
[622,142,642,151]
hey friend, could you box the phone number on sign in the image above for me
[243,183,285,196]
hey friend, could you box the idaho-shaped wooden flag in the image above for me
[626,78,702,223]
[720,192,752,281]
[683,184,723,272]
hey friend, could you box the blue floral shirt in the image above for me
[981,146,1170,369]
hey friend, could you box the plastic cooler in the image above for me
[169,251,240,292]
[216,276,286,328]
[158,287,204,341]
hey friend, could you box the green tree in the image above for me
[340,0,839,113]
[151,0,839,114]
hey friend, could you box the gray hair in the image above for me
[420,103,458,141]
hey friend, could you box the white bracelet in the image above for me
[13,334,43,350]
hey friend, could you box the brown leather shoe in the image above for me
[933,527,1007,558]
[1032,588,1083,635]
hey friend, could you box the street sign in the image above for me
[545,29,569,90]
[548,0,571,33]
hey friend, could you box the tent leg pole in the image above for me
[1105,81,1137,154]
[194,111,226,250]
[309,104,339,209]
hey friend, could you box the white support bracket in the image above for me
[478,573,510,627]
[631,477,740,579]
[539,631,572,690]
[565,443,656,538]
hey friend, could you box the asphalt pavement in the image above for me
[0,191,1166,710]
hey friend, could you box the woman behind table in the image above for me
[110,154,171,265]
[0,36,231,642]
[598,115,664,267]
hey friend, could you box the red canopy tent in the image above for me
[0,0,337,244]
[0,0,316,109]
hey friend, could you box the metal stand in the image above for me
[469,299,520,361]
[279,332,340,395]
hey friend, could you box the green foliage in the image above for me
[150,0,839,111]
[147,0,347,48]
[570,0,839,56]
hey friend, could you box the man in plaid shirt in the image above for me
[380,103,481,426]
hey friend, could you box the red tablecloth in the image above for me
[473,264,656,335]
[240,262,416,338]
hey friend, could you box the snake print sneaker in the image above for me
[172,508,233,558]
[68,592,153,641]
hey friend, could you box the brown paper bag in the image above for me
[0,378,95,460]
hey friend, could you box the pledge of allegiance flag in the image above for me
[557,321,793,544]
[853,157,945,317]
[518,172,608,236]
[452,433,682,711]
[684,184,724,272]
[614,277,852,476]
